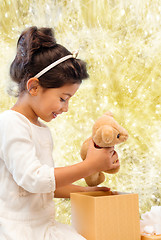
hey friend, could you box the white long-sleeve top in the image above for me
[0,110,56,220]
[0,110,86,240]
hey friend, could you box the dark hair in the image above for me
[10,26,89,94]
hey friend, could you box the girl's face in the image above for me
[31,83,80,122]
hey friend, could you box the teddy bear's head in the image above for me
[92,111,128,148]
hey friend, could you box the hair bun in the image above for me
[17,26,57,64]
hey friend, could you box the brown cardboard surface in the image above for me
[141,235,161,240]
[71,191,141,240]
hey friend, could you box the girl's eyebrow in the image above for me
[62,93,72,97]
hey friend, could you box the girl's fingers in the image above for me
[96,186,111,191]
[109,146,114,153]
[112,159,120,167]
[85,186,111,192]
[111,151,120,168]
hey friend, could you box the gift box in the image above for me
[141,234,161,240]
[71,191,140,240]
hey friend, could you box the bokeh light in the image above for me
[0,0,161,224]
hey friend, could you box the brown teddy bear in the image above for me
[80,112,128,186]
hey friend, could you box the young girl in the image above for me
[0,26,119,240]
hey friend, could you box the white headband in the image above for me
[34,50,79,79]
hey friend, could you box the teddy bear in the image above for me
[80,112,128,186]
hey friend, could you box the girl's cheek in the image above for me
[53,102,61,111]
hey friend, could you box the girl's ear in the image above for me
[27,78,40,96]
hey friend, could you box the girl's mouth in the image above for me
[52,112,57,118]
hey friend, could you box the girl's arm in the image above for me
[54,184,110,198]
[54,140,119,189]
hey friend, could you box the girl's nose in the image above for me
[62,103,68,112]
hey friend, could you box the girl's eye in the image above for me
[60,98,66,102]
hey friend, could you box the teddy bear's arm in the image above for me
[80,137,92,160]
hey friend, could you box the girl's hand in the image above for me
[54,140,119,188]
[84,186,111,192]
[85,140,119,173]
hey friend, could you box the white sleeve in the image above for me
[0,115,55,193]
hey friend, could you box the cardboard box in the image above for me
[141,235,161,240]
[71,191,140,240]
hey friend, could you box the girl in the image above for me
[0,26,119,240]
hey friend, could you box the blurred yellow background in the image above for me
[0,0,161,224]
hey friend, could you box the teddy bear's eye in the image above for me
[117,134,120,138]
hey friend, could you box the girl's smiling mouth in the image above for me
[52,112,57,118]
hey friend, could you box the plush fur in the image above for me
[80,112,128,186]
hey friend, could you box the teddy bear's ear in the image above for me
[104,111,113,117]
[102,125,114,144]
[93,125,114,147]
